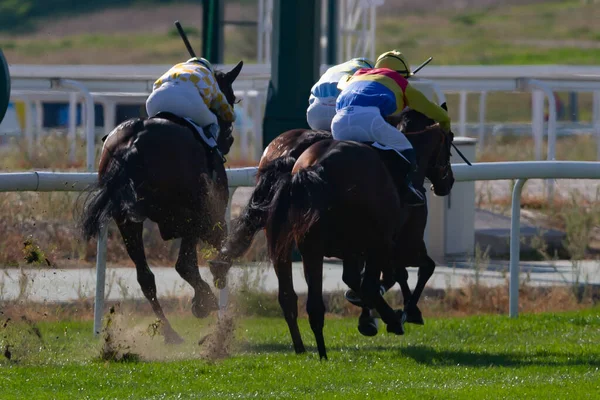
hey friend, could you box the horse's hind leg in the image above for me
[274,253,305,354]
[116,220,183,344]
[362,252,404,335]
[175,235,219,318]
[301,248,327,360]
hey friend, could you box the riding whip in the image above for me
[174,20,197,58]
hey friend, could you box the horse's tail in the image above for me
[80,133,143,241]
[221,156,297,259]
[266,163,329,263]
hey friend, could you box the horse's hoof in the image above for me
[386,310,405,335]
[405,306,425,325]
[358,317,378,337]
[294,345,307,354]
[208,260,231,289]
[192,295,219,318]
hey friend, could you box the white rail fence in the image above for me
[7,64,600,172]
[1,161,599,335]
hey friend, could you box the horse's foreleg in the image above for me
[404,255,435,325]
[175,235,218,318]
[274,253,305,354]
[117,220,183,344]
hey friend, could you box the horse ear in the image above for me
[226,60,244,84]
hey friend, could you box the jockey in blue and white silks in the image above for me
[332,50,452,206]
[306,57,374,131]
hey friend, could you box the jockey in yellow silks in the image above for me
[306,57,374,131]
[332,50,452,206]
[146,57,235,140]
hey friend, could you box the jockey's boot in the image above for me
[397,149,425,207]
[204,123,226,163]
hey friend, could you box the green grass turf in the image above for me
[1,307,599,399]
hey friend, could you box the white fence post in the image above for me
[478,91,487,149]
[509,178,527,318]
[519,79,558,199]
[53,79,96,172]
[459,91,468,137]
[68,92,77,163]
[594,91,600,160]
[531,90,545,161]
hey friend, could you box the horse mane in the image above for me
[402,123,441,136]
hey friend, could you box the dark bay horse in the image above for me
[266,139,407,359]
[79,61,244,343]
[262,124,454,359]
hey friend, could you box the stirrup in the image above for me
[405,183,425,207]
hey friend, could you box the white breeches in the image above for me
[146,82,217,127]
[331,106,413,152]
[306,96,337,131]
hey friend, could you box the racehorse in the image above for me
[209,108,453,330]
[263,121,454,359]
[79,61,244,344]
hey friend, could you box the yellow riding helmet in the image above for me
[375,50,412,77]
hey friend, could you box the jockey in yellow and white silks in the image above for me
[146,57,235,140]
[332,50,452,206]
[306,57,374,131]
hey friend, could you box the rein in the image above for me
[402,123,472,166]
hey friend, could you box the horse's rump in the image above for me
[258,128,332,172]
[96,117,228,240]
[292,140,402,254]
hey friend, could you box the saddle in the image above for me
[151,111,219,149]
[149,111,225,179]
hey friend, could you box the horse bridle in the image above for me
[428,129,453,181]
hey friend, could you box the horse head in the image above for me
[213,60,244,156]
[398,102,455,197]
[425,126,455,197]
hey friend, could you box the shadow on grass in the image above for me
[240,342,318,354]
[398,345,600,368]
[242,342,600,368]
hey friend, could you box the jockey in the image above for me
[146,57,235,141]
[306,57,374,131]
[332,50,452,206]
